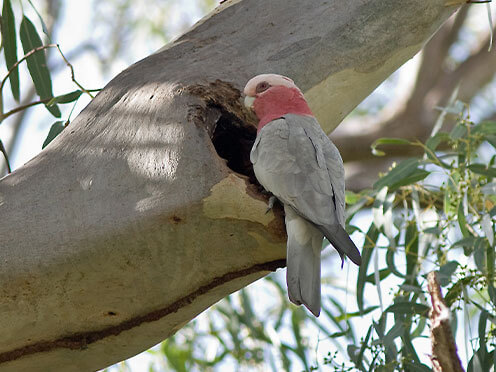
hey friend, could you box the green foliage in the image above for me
[348,112,496,371]
[42,121,65,149]
[1,0,19,101]
[150,110,496,372]
[19,15,61,117]
[0,0,95,171]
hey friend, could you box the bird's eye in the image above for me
[255,82,270,93]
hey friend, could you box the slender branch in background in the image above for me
[335,7,496,191]
[1,99,50,120]
[0,43,96,107]
[0,86,36,177]
[433,30,496,105]
[427,271,465,372]
[409,5,469,111]
[56,45,95,99]
[0,44,58,95]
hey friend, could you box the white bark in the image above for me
[0,0,461,370]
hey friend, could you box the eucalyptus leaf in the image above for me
[374,159,430,191]
[481,182,496,195]
[27,0,50,37]
[356,325,372,370]
[347,344,360,365]
[401,332,420,364]
[469,164,496,178]
[446,276,476,307]
[402,360,432,372]
[20,15,61,118]
[1,0,20,101]
[47,90,83,106]
[474,241,488,274]
[426,132,450,152]
[457,200,471,238]
[357,224,379,312]
[453,236,484,255]
[42,121,65,149]
[365,269,390,284]
[386,248,404,278]
[478,311,489,361]
[485,134,496,149]
[473,121,496,135]
[490,206,496,218]
[450,123,468,140]
[371,138,412,156]
[334,305,379,322]
[437,261,459,287]
[382,322,402,359]
[481,214,494,247]
[373,158,419,190]
[345,190,362,205]
[423,227,441,235]
[488,284,496,307]
[373,138,412,146]
[468,352,483,372]
[384,302,429,317]
[405,222,419,281]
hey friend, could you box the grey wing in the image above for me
[321,134,346,227]
[250,118,335,224]
[251,115,339,227]
[251,115,361,265]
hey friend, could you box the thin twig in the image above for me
[56,45,95,98]
[0,44,58,94]
[0,86,36,176]
[1,99,50,120]
[0,43,96,111]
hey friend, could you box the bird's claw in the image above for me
[266,196,276,214]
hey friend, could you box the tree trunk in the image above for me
[0,0,462,370]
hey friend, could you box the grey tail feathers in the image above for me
[286,220,322,317]
[319,224,362,266]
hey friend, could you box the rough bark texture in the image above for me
[428,271,465,372]
[0,0,461,370]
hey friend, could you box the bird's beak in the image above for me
[244,96,255,110]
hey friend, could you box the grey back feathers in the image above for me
[250,114,361,316]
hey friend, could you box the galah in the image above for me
[244,74,362,317]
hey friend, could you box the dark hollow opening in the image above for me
[211,111,258,184]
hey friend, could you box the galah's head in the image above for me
[244,74,313,132]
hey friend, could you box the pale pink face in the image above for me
[243,74,312,131]
[243,74,297,99]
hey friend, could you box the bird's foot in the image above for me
[266,196,277,214]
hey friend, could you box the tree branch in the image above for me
[1,99,50,120]
[408,5,469,112]
[427,271,465,372]
[334,9,496,191]
[0,44,58,95]
[431,31,496,106]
